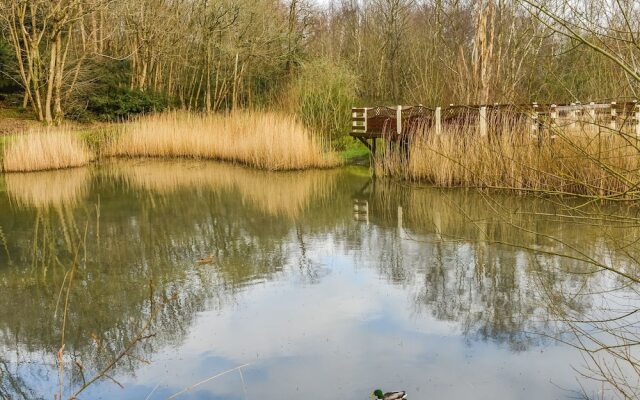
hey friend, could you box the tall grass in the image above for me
[105,111,338,170]
[2,130,94,172]
[283,59,358,149]
[377,116,640,199]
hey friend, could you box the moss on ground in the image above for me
[339,138,371,165]
[0,105,36,120]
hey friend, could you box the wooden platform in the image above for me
[350,101,640,153]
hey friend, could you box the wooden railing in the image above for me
[351,101,640,140]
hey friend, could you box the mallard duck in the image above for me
[372,389,407,399]
[196,255,216,265]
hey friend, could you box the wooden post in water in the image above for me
[397,206,403,232]
[479,106,487,137]
[435,106,442,135]
[610,102,617,130]
[396,105,402,135]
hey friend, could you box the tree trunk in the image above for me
[44,33,59,124]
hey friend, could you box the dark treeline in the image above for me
[0,0,638,134]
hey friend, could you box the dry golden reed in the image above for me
[105,111,338,170]
[4,167,91,209]
[377,118,640,199]
[2,130,94,172]
[108,159,338,218]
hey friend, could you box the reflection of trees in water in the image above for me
[361,180,640,397]
[0,359,40,400]
[0,161,358,397]
[3,162,637,396]
[357,181,640,350]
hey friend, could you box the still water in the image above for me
[0,160,638,399]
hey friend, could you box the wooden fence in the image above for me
[350,101,640,151]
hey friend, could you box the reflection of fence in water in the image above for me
[349,182,640,389]
[353,200,405,230]
[359,179,640,269]
[352,199,369,225]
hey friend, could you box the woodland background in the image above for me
[1,0,639,144]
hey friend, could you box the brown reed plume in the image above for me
[105,111,339,170]
[376,111,640,200]
[2,130,94,172]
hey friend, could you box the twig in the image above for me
[144,383,161,400]
[166,364,250,400]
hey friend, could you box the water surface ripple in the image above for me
[0,159,637,399]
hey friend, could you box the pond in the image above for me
[0,159,638,399]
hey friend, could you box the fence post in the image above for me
[589,101,596,122]
[435,106,442,135]
[550,104,557,127]
[364,108,368,133]
[531,102,539,134]
[569,103,577,130]
[396,105,402,135]
[635,101,640,138]
[351,107,362,133]
[610,101,617,130]
[479,106,487,136]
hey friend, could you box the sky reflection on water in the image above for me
[0,159,636,399]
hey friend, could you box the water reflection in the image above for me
[355,181,633,348]
[0,160,637,399]
[108,160,340,219]
[5,168,90,209]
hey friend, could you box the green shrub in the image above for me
[69,59,170,121]
[0,37,20,95]
[87,86,168,121]
[289,59,358,149]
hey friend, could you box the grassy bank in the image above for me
[0,111,339,172]
[377,120,640,200]
[339,140,370,165]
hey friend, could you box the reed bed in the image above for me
[377,117,640,199]
[4,167,91,209]
[105,111,338,170]
[108,159,338,218]
[2,130,94,172]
